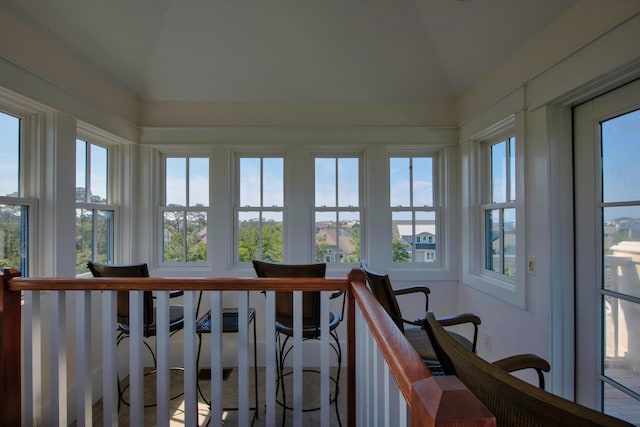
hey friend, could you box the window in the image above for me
[75,139,115,274]
[314,156,361,264]
[162,156,209,263]
[462,113,524,307]
[237,156,283,262]
[0,111,31,275]
[390,156,438,264]
[483,136,516,276]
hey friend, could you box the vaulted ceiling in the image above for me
[2,0,577,104]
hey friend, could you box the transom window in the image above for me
[237,156,283,263]
[162,156,209,263]
[75,139,115,274]
[483,136,516,276]
[314,156,361,264]
[0,111,30,274]
[389,156,438,264]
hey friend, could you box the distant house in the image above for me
[393,221,437,262]
[315,222,357,263]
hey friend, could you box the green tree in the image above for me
[392,238,411,263]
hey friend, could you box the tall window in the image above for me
[483,136,516,276]
[390,156,437,264]
[76,139,115,274]
[162,157,209,263]
[314,156,361,264]
[0,111,30,275]
[237,156,283,262]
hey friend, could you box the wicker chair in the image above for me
[423,312,634,427]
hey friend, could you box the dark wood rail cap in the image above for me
[9,276,350,292]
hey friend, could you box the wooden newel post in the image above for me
[0,268,22,427]
[411,376,496,427]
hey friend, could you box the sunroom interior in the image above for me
[1,0,640,425]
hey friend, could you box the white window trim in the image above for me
[156,150,212,267]
[462,114,526,308]
[312,152,364,266]
[233,150,286,267]
[386,147,450,278]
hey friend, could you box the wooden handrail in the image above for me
[10,276,349,292]
[349,269,495,427]
[3,269,494,427]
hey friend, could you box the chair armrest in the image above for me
[492,353,551,389]
[434,313,481,353]
[436,313,481,327]
[393,286,431,312]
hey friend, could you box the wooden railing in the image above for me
[0,268,494,427]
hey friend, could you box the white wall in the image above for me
[456,3,640,395]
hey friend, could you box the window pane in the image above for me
[95,210,113,264]
[603,206,640,299]
[166,158,186,207]
[263,158,283,207]
[338,158,359,207]
[189,157,209,207]
[76,140,87,202]
[603,383,640,426]
[261,211,283,262]
[186,211,207,262]
[240,158,260,207]
[163,211,184,262]
[90,144,108,203]
[238,211,261,262]
[504,208,516,276]
[390,157,410,207]
[76,208,93,274]
[315,158,336,207]
[485,209,501,273]
[602,109,640,204]
[413,157,433,207]
[491,141,507,204]
[392,211,412,263]
[509,137,516,202]
[338,211,360,263]
[0,204,28,272]
[316,211,336,263]
[416,211,436,263]
[0,113,20,197]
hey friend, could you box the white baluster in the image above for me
[75,290,92,426]
[264,291,276,427]
[209,291,223,427]
[102,291,118,426]
[50,290,68,426]
[183,290,198,427]
[129,290,144,426]
[238,291,249,426]
[156,291,170,427]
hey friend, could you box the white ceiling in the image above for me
[2,0,577,102]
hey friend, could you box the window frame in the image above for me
[312,153,363,265]
[388,151,443,268]
[233,151,285,266]
[0,105,38,276]
[74,133,119,274]
[463,114,526,308]
[158,153,211,266]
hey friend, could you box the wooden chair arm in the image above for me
[436,313,481,327]
[432,313,481,353]
[393,285,431,312]
[492,353,551,389]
